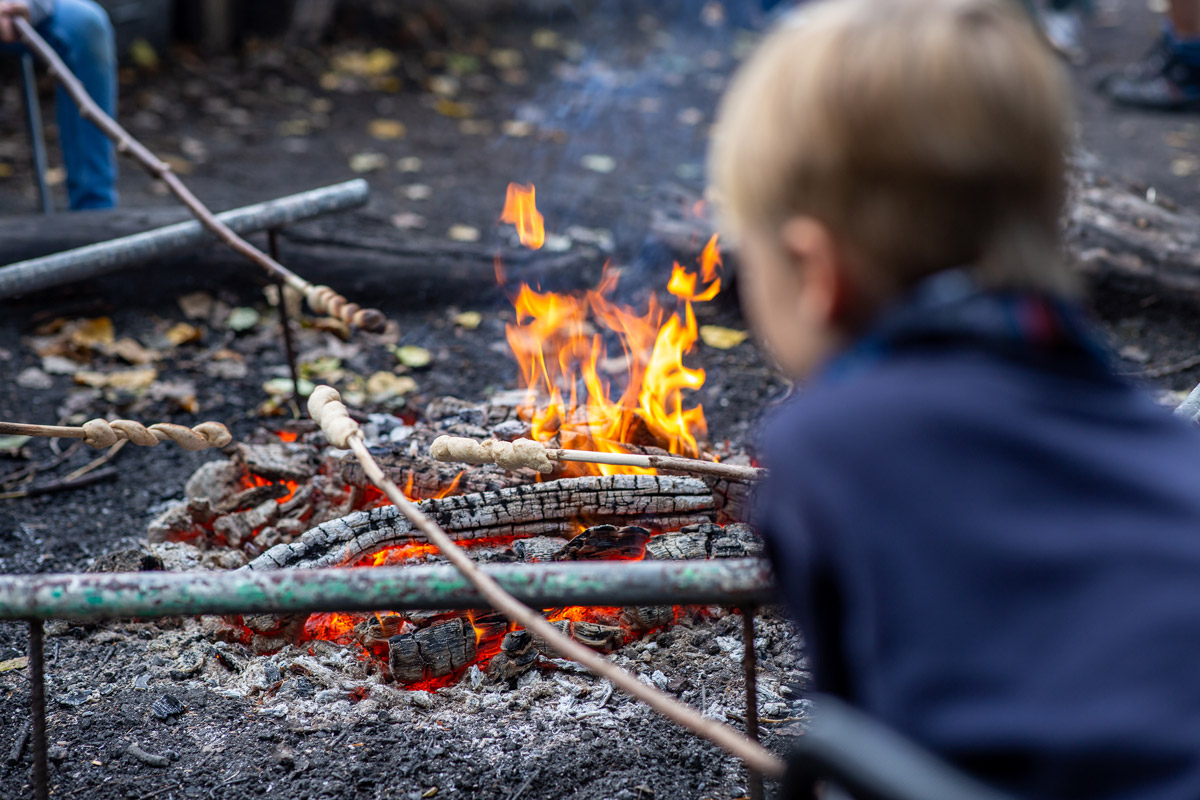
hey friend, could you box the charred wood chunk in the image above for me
[644,530,709,561]
[235,442,320,482]
[216,482,290,514]
[242,613,303,638]
[709,523,764,559]
[147,501,199,543]
[620,605,675,632]
[185,459,242,504]
[565,621,626,653]
[388,618,478,683]
[85,548,163,573]
[213,500,280,547]
[356,613,410,649]
[487,629,538,682]
[554,525,651,561]
[471,611,508,647]
[512,536,569,563]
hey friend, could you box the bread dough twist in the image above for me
[430,435,554,474]
[80,419,232,450]
[306,385,361,448]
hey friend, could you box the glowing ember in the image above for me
[499,182,546,250]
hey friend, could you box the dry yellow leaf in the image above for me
[107,337,160,364]
[434,99,474,119]
[71,317,114,348]
[699,325,749,349]
[105,368,158,391]
[366,371,418,402]
[165,322,203,346]
[368,119,407,140]
[453,311,482,330]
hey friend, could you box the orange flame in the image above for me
[501,188,721,468]
[500,182,545,250]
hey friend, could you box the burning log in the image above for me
[553,525,651,561]
[487,629,537,682]
[242,474,718,572]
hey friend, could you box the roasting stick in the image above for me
[0,418,231,450]
[307,386,785,779]
[431,435,765,482]
[13,18,386,335]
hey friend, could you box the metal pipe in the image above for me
[742,607,764,800]
[19,54,52,215]
[29,619,48,800]
[0,559,774,622]
[0,179,369,298]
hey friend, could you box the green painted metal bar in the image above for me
[0,559,774,622]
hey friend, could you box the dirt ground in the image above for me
[0,2,1198,798]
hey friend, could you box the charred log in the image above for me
[553,525,651,561]
[388,617,477,683]
[242,474,717,572]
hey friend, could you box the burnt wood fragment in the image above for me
[486,629,538,682]
[553,525,651,561]
[388,617,477,683]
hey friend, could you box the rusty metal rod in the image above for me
[743,606,764,800]
[29,619,48,800]
[13,18,385,333]
[0,559,773,622]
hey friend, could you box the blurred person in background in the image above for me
[1103,0,1200,110]
[0,0,117,209]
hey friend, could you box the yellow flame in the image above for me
[499,182,546,249]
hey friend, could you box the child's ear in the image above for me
[778,216,853,329]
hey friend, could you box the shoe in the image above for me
[1103,35,1200,111]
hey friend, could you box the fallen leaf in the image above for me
[366,371,418,403]
[391,212,427,230]
[165,322,204,346]
[0,656,28,672]
[40,356,77,375]
[129,37,159,70]
[429,75,460,97]
[446,53,480,75]
[1170,157,1199,177]
[105,368,159,391]
[0,435,31,453]
[531,28,560,49]
[580,154,616,173]
[263,377,315,398]
[447,225,480,243]
[227,307,260,332]
[453,311,482,330]
[71,317,115,348]
[149,380,199,413]
[699,325,749,349]
[459,119,494,136]
[489,49,523,69]
[300,356,343,381]
[177,291,214,320]
[17,367,53,389]
[434,99,474,119]
[403,184,433,201]
[349,152,388,173]
[395,156,423,173]
[368,119,407,140]
[107,337,160,364]
[394,345,432,368]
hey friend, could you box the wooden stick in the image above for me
[308,386,784,779]
[14,18,386,334]
[0,419,231,451]
[430,435,765,483]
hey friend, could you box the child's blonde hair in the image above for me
[710,0,1076,302]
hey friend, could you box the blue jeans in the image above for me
[4,0,117,209]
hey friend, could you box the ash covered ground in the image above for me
[0,1,1199,798]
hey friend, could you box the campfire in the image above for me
[147,183,758,689]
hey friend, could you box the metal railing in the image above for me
[0,559,775,800]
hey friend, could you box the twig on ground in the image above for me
[14,17,386,335]
[0,467,119,500]
[308,385,785,780]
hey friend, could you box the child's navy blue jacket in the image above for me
[757,272,1200,800]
